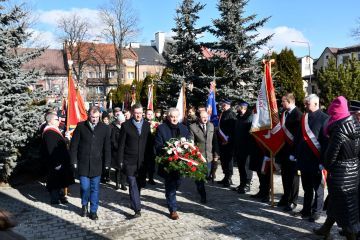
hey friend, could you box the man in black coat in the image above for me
[294,94,328,222]
[233,102,253,194]
[217,99,237,187]
[118,103,152,218]
[144,109,156,185]
[110,108,127,190]
[155,108,191,220]
[42,111,74,204]
[70,106,111,220]
[277,93,302,211]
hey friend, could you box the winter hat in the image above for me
[324,96,350,135]
[221,98,232,105]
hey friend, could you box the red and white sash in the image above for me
[42,125,64,138]
[281,112,294,145]
[301,113,321,158]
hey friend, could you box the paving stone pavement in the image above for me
[0,168,342,240]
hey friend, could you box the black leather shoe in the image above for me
[216,178,226,184]
[200,196,207,204]
[283,203,297,212]
[260,196,270,203]
[60,197,69,204]
[133,211,141,218]
[251,192,264,199]
[148,179,156,185]
[238,184,251,194]
[89,212,98,220]
[309,213,320,222]
[120,185,127,191]
[81,206,89,217]
[277,200,287,207]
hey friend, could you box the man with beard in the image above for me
[277,93,302,212]
[217,99,236,187]
[233,101,253,194]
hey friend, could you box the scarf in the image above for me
[131,118,144,136]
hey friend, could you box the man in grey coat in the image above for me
[189,110,220,203]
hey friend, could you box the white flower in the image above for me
[183,144,189,149]
[176,147,183,153]
[174,141,180,147]
[167,149,173,155]
[180,137,186,143]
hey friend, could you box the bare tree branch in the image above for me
[99,0,140,86]
[57,13,91,86]
[351,17,360,41]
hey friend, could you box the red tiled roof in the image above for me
[20,48,67,75]
[68,42,138,65]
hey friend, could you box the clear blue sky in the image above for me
[29,0,360,58]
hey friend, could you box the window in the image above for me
[108,71,113,78]
[343,55,350,64]
[99,72,102,78]
[96,86,104,94]
[128,72,135,79]
[143,71,148,78]
[89,72,94,78]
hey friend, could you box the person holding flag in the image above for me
[249,59,285,205]
[276,93,302,212]
[293,94,328,222]
[207,81,218,127]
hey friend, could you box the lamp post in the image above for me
[291,40,312,94]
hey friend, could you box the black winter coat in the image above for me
[233,110,253,158]
[218,108,236,145]
[42,129,74,190]
[110,122,122,169]
[70,121,111,177]
[325,115,360,232]
[155,121,191,178]
[118,119,151,177]
[295,109,328,173]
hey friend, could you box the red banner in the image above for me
[251,60,284,155]
[67,74,87,133]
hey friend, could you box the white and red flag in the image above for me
[176,82,187,123]
[147,84,154,110]
[250,60,284,155]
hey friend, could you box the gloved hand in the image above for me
[54,165,62,170]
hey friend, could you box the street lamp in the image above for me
[291,40,312,94]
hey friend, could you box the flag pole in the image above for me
[270,151,274,207]
[65,59,73,197]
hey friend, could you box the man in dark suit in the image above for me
[217,99,237,187]
[294,94,328,222]
[42,111,74,204]
[189,110,220,203]
[155,108,191,220]
[70,106,111,220]
[233,101,253,194]
[277,93,302,211]
[118,103,152,218]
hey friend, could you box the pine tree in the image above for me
[317,56,360,107]
[210,0,272,102]
[272,48,305,106]
[163,0,210,107]
[0,3,46,182]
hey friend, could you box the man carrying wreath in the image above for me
[155,108,191,220]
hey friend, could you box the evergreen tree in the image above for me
[210,0,272,102]
[317,56,360,107]
[0,3,46,182]
[163,0,211,107]
[139,74,158,108]
[272,48,305,106]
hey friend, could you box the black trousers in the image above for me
[220,144,233,178]
[257,171,270,197]
[195,180,206,199]
[236,154,253,184]
[147,157,156,180]
[280,160,299,205]
[301,171,324,215]
[114,169,126,186]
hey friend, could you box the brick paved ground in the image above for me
[0,168,342,240]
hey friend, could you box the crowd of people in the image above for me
[40,93,360,239]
